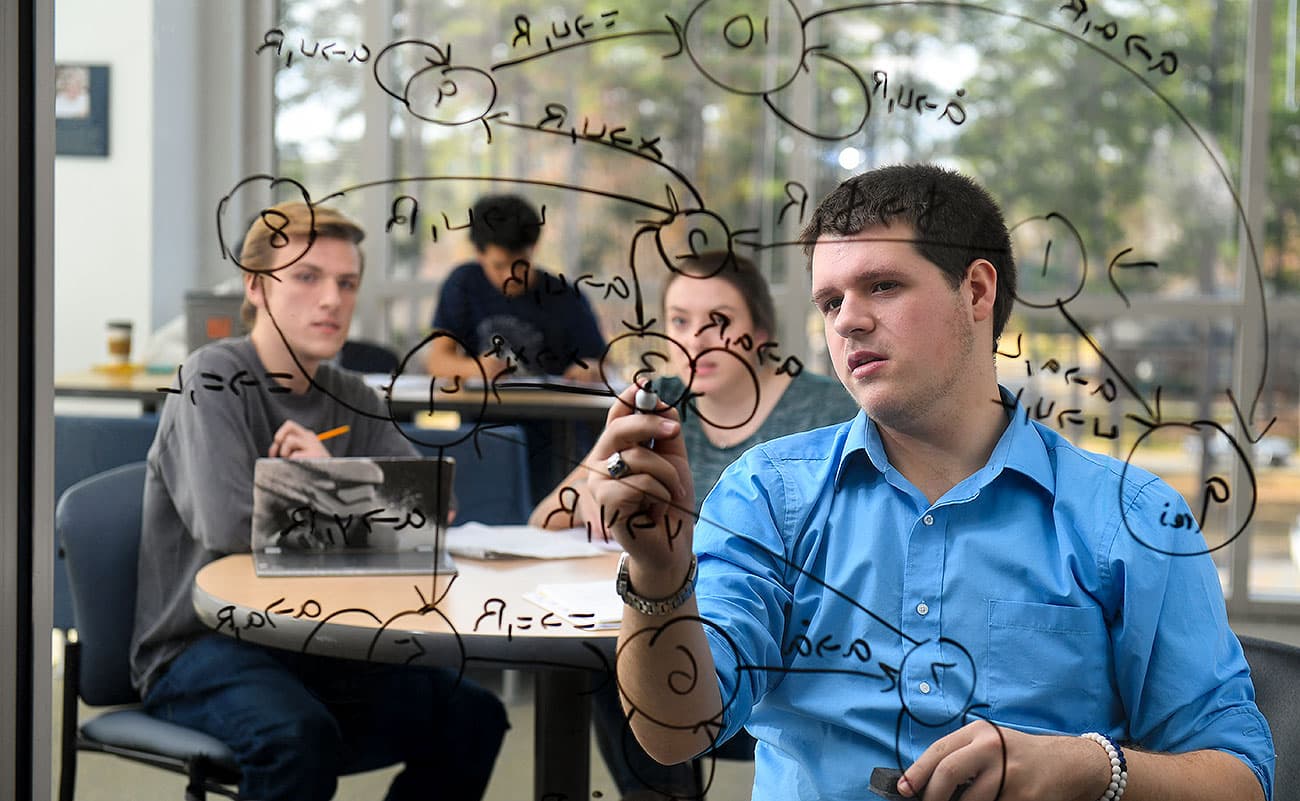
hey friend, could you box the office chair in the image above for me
[1240,633,1300,801]
[339,339,400,375]
[57,462,242,801]
[398,422,533,525]
[52,414,160,631]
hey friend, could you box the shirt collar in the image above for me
[994,386,1055,494]
[834,386,1055,496]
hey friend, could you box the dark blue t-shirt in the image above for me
[431,261,606,376]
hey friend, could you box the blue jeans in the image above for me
[144,634,508,801]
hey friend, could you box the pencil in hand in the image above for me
[317,425,350,442]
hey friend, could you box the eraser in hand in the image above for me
[869,767,971,801]
[869,767,906,800]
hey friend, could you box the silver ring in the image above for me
[605,451,631,480]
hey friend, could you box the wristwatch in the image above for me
[616,552,698,616]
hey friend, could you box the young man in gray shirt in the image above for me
[129,202,507,801]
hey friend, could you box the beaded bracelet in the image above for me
[1080,731,1128,801]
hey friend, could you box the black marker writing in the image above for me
[255,28,371,69]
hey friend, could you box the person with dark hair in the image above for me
[582,165,1274,801]
[529,250,857,800]
[130,202,508,801]
[425,193,605,380]
[799,162,1017,349]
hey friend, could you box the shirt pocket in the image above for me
[985,599,1112,731]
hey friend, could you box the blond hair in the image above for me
[239,202,366,327]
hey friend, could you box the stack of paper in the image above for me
[444,522,621,560]
[362,373,433,395]
[523,580,623,630]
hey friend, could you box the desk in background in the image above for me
[54,369,614,424]
[54,368,175,412]
[373,374,616,496]
[55,370,615,491]
[193,552,621,801]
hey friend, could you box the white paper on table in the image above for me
[444,522,622,560]
[362,373,630,398]
[460,376,628,393]
[523,580,623,629]
[362,373,432,395]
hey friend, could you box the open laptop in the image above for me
[251,456,458,577]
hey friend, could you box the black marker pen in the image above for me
[636,381,658,448]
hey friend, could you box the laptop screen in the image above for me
[251,456,456,553]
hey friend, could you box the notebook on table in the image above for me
[250,456,458,577]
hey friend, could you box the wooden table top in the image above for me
[193,552,622,672]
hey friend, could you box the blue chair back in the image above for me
[53,415,159,630]
[57,462,148,706]
[339,340,400,375]
[1240,634,1300,801]
[54,414,159,500]
[397,423,532,525]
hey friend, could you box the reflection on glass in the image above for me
[271,0,1293,601]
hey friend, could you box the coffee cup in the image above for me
[106,320,133,365]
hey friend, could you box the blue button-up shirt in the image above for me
[693,401,1274,801]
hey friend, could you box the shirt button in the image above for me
[916,602,929,616]
[919,681,932,694]
[923,514,935,526]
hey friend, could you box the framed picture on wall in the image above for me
[55,64,109,157]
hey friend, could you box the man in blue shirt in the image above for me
[582,165,1273,801]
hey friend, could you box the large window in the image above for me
[271,0,1298,609]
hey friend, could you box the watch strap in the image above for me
[616,552,698,616]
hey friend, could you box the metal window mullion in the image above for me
[1228,0,1276,615]
[753,0,783,343]
[243,2,276,191]
[359,0,395,343]
[31,3,55,793]
[780,0,823,369]
[4,0,56,795]
[230,1,278,257]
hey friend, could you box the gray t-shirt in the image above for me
[658,372,859,512]
[129,337,416,695]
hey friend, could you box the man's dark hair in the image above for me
[469,194,543,253]
[799,164,1017,346]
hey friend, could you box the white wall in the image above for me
[53,0,154,375]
